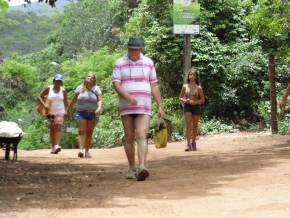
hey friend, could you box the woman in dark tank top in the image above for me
[179,68,205,151]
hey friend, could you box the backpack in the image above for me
[37,98,50,116]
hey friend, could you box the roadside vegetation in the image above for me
[0,0,289,150]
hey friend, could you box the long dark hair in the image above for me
[187,68,200,85]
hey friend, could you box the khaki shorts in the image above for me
[48,114,64,125]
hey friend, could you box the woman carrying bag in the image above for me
[38,73,68,154]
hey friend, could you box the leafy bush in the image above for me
[150,97,239,142]
[258,98,290,134]
[62,48,122,98]
[93,115,124,148]
[19,117,50,150]
[17,45,62,82]
[199,118,239,135]
[61,121,79,149]
[278,113,290,135]
[0,60,39,110]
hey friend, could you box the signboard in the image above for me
[173,0,200,34]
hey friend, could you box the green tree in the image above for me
[246,0,289,55]
[246,0,290,133]
[49,0,135,57]
[0,0,8,12]
[0,11,57,57]
[0,0,8,25]
[0,60,39,112]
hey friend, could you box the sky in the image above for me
[6,0,38,6]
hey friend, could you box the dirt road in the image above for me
[1,132,290,218]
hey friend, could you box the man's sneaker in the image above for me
[137,168,150,181]
[54,144,61,154]
[85,151,92,158]
[78,151,84,158]
[126,168,137,179]
[50,145,56,154]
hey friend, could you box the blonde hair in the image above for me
[81,72,96,91]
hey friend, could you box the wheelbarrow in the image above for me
[0,121,24,160]
[0,134,22,160]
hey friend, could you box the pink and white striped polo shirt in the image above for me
[112,54,158,116]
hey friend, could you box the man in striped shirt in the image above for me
[112,36,164,181]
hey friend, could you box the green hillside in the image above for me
[0,11,57,57]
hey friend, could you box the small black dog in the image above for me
[0,134,22,160]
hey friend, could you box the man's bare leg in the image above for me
[134,114,150,181]
[121,115,136,169]
[135,114,150,169]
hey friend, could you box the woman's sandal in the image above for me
[191,142,197,151]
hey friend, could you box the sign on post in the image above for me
[173,0,200,34]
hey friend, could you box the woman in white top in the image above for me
[38,74,68,154]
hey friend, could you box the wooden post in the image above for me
[183,34,192,83]
[268,54,278,134]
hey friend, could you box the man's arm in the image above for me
[112,82,137,105]
[151,83,164,117]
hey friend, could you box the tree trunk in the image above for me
[268,54,278,134]
[183,34,192,83]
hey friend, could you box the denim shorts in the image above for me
[75,111,99,123]
[183,103,201,116]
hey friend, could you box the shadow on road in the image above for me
[0,136,289,212]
